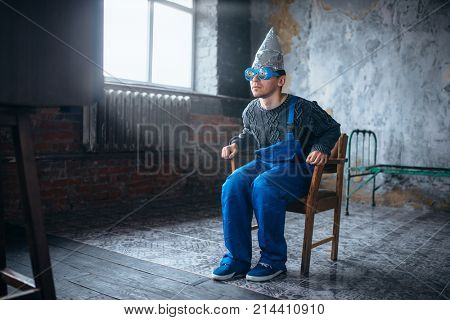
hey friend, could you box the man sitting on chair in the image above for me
[212,28,341,282]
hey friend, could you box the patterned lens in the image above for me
[244,68,256,81]
[258,68,270,80]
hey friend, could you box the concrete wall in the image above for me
[251,0,450,209]
[195,0,219,94]
[196,0,252,98]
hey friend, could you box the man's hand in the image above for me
[306,150,328,166]
[222,143,239,159]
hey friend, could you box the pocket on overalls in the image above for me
[254,141,296,162]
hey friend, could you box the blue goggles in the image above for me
[244,67,285,81]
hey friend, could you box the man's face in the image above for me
[250,74,285,98]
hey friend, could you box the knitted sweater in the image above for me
[229,94,341,158]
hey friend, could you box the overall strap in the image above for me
[287,95,299,132]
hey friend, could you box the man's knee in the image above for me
[252,175,280,200]
[222,170,251,194]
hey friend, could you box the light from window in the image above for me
[152,3,193,88]
[103,0,149,82]
[103,0,193,89]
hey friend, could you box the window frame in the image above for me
[104,0,196,91]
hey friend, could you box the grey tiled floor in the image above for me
[45,200,449,299]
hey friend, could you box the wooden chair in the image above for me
[0,108,56,299]
[230,133,348,276]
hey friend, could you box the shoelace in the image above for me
[259,262,272,269]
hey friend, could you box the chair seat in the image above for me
[287,189,337,213]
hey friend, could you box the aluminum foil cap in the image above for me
[251,27,284,70]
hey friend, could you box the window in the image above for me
[104,0,194,89]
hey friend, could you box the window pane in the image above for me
[152,3,193,88]
[166,0,193,8]
[104,0,149,81]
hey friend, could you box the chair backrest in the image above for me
[305,133,348,212]
[323,133,348,174]
[332,133,348,197]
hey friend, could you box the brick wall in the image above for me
[0,101,249,222]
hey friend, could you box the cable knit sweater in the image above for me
[229,94,341,158]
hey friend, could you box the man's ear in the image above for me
[278,75,286,87]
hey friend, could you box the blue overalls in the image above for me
[220,95,314,271]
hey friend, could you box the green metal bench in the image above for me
[345,129,450,215]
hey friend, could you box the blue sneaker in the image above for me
[211,263,249,281]
[246,262,286,282]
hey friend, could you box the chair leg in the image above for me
[12,113,56,300]
[301,208,315,276]
[331,204,342,261]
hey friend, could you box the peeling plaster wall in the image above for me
[251,0,450,209]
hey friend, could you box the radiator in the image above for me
[83,89,191,152]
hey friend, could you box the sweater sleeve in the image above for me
[229,106,253,150]
[306,101,341,156]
